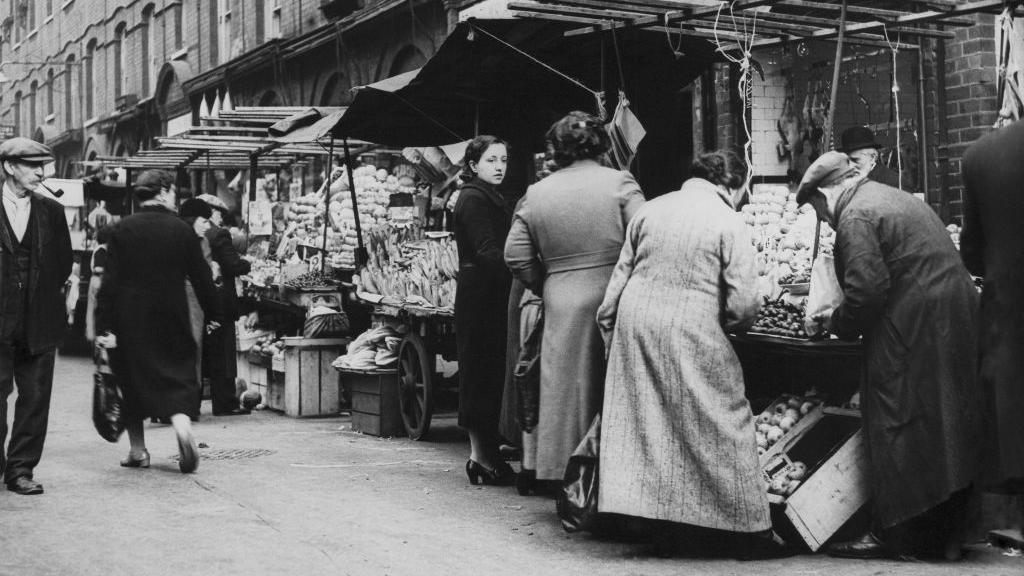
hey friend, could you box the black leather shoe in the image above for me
[826,532,891,559]
[6,476,44,495]
[465,459,516,486]
[213,408,251,416]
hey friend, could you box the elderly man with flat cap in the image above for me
[0,137,72,495]
[797,151,983,559]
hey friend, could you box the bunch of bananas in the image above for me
[355,236,459,310]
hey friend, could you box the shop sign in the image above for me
[247,201,274,236]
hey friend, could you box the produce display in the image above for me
[946,223,961,250]
[284,269,340,291]
[754,395,821,456]
[766,460,807,497]
[353,226,459,310]
[332,324,406,371]
[741,184,834,290]
[749,297,816,339]
[250,335,285,358]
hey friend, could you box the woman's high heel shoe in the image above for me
[466,459,516,486]
[120,450,150,468]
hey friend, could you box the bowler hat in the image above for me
[179,198,213,220]
[837,126,883,153]
[795,151,860,204]
[0,137,54,164]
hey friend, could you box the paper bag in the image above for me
[804,254,843,337]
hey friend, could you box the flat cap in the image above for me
[179,198,213,220]
[795,151,860,204]
[196,193,229,213]
[0,137,54,164]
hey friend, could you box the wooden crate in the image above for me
[343,369,404,437]
[767,408,868,552]
[276,337,348,417]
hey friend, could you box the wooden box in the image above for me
[766,408,868,551]
[275,337,348,417]
[343,369,404,437]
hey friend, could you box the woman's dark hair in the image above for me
[96,225,112,245]
[545,111,611,168]
[133,169,175,201]
[461,135,508,179]
[691,150,748,190]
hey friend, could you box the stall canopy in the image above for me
[330,19,721,147]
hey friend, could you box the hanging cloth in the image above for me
[603,29,646,170]
[606,92,646,170]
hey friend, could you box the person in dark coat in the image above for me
[961,121,1024,495]
[0,138,73,495]
[798,152,984,560]
[96,170,222,474]
[196,194,251,416]
[454,135,514,486]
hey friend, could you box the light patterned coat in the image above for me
[596,178,769,532]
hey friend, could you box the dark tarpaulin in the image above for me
[332,19,721,152]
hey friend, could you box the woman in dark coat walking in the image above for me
[454,135,514,485]
[96,170,222,474]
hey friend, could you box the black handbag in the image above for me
[513,307,543,433]
[557,413,607,533]
[92,346,124,443]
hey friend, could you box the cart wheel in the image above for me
[398,333,434,440]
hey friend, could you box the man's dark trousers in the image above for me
[0,344,56,483]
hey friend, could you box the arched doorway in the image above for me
[155,61,195,136]
[318,73,352,106]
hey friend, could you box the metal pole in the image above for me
[248,154,258,202]
[321,139,334,270]
[125,168,134,215]
[825,0,849,149]
[343,138,367,267]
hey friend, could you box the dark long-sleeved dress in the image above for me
[96,206,222,420]
[454,179,512,436]
[829,180,984,529]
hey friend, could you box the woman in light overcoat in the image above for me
[504,111,644,483]
[596,151,771,551]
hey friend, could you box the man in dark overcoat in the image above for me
[0,138,72,495]
[196,194,251,416]
[837,126,902,189]
[961,121,1024,495]
[798,151,985,559]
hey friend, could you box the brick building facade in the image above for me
[0,0,460,178]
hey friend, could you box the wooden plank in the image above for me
[785,429,869,551]
[299,349,321,416]
[318,348,341,415]
[351,410,382,436]
[689,15,819,35]
[776,0,909,19]
[513,10,615,25]
[352,390,383,414]
[283,345,300,415]
[508,1,642,21]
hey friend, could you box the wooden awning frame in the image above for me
[506,0,1023,50]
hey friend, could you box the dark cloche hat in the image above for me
[837,126,883,153]
[0,137,54,164]
[179,198,213,220]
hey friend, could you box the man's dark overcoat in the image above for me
[830,180,984,528]
[961,121,1024,491]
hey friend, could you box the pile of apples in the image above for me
[250,335,284,357]
[754,395,820,455]
[767,461,808,497]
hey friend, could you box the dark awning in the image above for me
[330,19,721,147]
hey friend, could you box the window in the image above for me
[85,39,95,119]
[46,0,52,17]
[113,23,125,99]
[13,91,21,135]
[27,0,35,30]
[269,0,281,39]
[142,5,155,94]
[29,80,37,130]
[46,68,53,116]
[217,0,231,63]
[255,0,264,44]
[174,3,183,49]
[14,0,23,43]
[64,54,75,128]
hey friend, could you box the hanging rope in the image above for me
[470,23,604,116]
[882,25,904,193]
[711,1,759,195]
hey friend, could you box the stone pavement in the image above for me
[0,354,1020,576]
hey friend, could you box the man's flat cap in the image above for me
[796,151,860,204]
[0,137,54,164]
[196,193,229,213]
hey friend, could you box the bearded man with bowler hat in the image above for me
[195,194,251,416]
[0,137,72,495]
[837,126,902,189]
[797,151,984,559]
